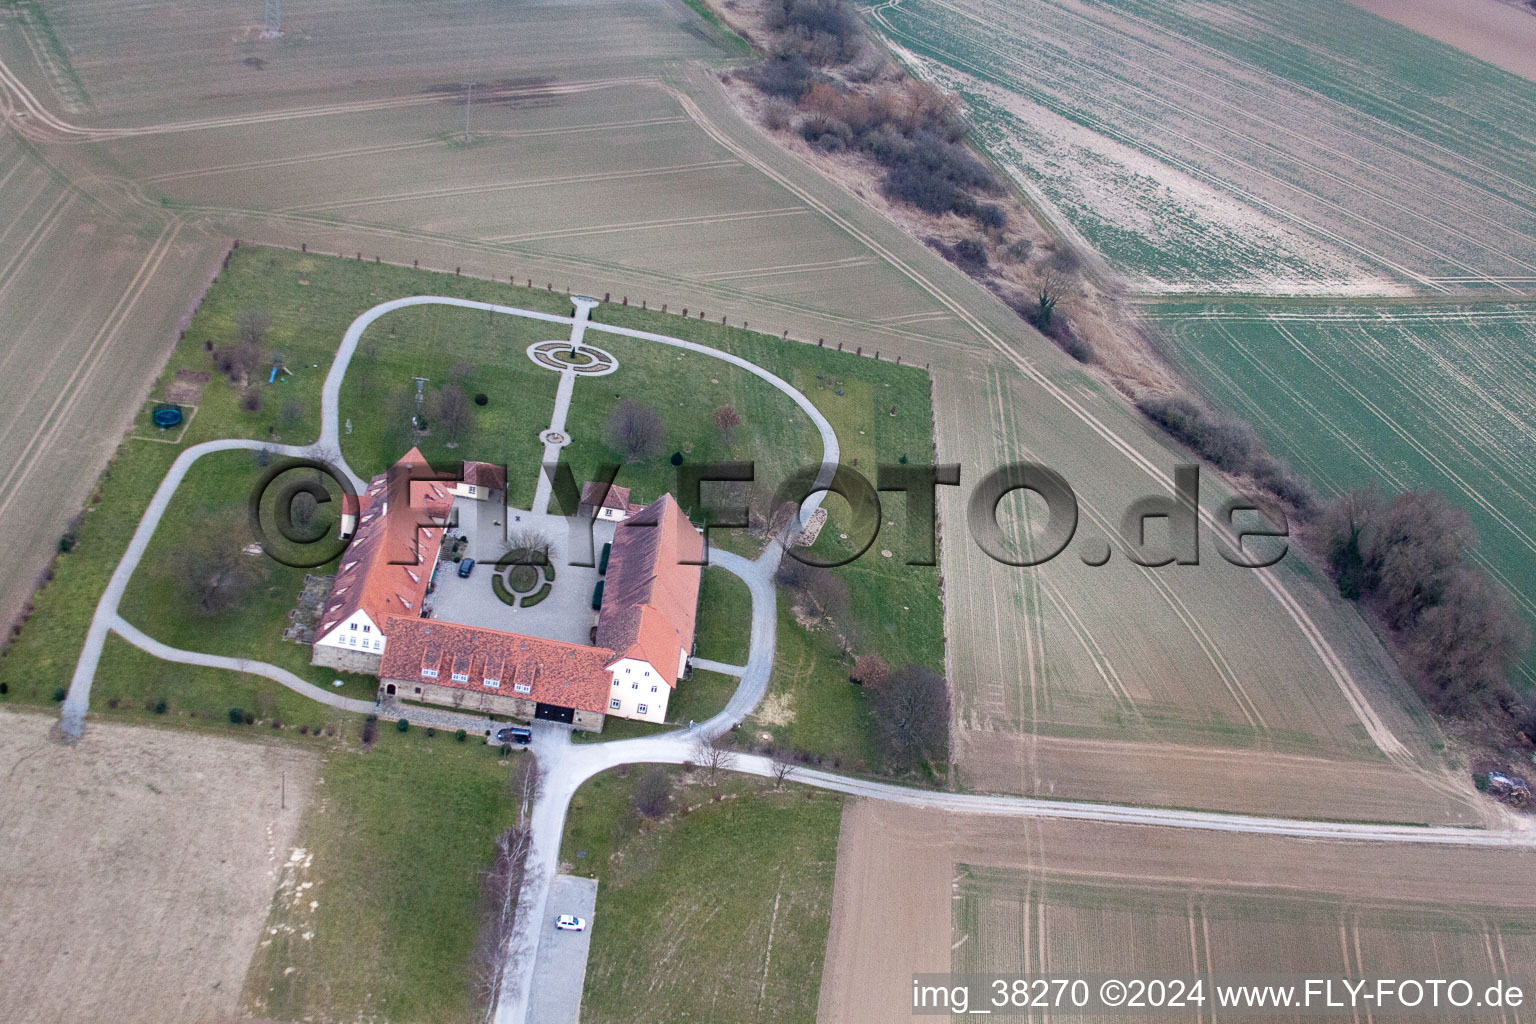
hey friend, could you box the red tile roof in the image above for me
[594,494,702,684]
[462,461,507,491]
[379,616,614,714]
[580,481,632,510]
[318,448,446,639]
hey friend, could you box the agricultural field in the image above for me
[561,767,843,1024]
[928,357,1479,821]
[819,800,1536,1024]
[1144,301,1536,688]
[0,708,317,1024]
[867,0,1536,294]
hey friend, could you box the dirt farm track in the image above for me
[0,710,316,1024]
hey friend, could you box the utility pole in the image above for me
[464,83,473,143]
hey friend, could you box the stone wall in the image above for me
[311,644,382,674]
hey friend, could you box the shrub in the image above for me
[750,53,815,100]
[474,393,488,406]
[1474,772,1490,792]
[0,682,8,696]
[396,718,410,733]
[1005,238,1035,262]
[107,697,120,709]
[949,237,988,269]
[426,726,436,738]
[153,699,168,715]
[1136,394,1255,473]
[51,687,66,702]
[456,728,467,742]
[362,717,378,744]
[761,97,795,131]
[634,766,673,819]
[244,710,256,725]
[972,203,1007,230]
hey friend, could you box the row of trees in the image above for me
[1313,488,1528,719]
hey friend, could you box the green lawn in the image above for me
[747,591,885,773]
[340,303,560,509]
[562,767,842,1024]
[115,449,379,704]
[243,729,524,1023]
[694,565,751,665]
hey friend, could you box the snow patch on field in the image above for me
[898,47,1402,294]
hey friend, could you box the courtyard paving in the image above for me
[428,501,614,648]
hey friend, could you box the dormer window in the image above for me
[451,671,469,682]
[514,682,532,695]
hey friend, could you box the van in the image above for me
[497,725,533,745]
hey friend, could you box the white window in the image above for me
[451,672,469,683]
[637,704,648,715]
[612,679,620,687]
[484,679,501,689]
[513,682,532,695]
[610,698,621,709]
[644,670,650,677]
[422,668,439,679]
[349,622,358,631]
[651,686,658,693]
[625,667,631,674]
[632,682,639,689]
[362,624,371,633]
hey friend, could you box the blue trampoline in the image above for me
[152,405,183,429]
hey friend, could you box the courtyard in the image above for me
[427,501,615,649]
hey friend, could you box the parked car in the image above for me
[555,914,586,932]
[457,557,475,578]
[497,725,533,745]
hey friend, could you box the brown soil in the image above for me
[0,710,317,1024]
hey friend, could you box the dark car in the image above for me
[497,725,533,745]
[457,558,475,578]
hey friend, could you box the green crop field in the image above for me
[1145,300,1536,687]
[866,0,1536,293]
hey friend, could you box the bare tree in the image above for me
[472,820,534,1008]
[238,308,273,346]
[770,757,797,788]
[506,527,552,562]
[850,653,890,688]
[713,404,742,444]
[1031,260,1075,331]
[607,398,664,462]
[690,733,738,786]
[870,664,950,770]
[1409,569,1528,713]
[634,766,673,818]
[185,518,266,615]
[430,384,474,447]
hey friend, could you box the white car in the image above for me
[554,914,586,932]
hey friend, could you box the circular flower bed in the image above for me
[506,564,540,593]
